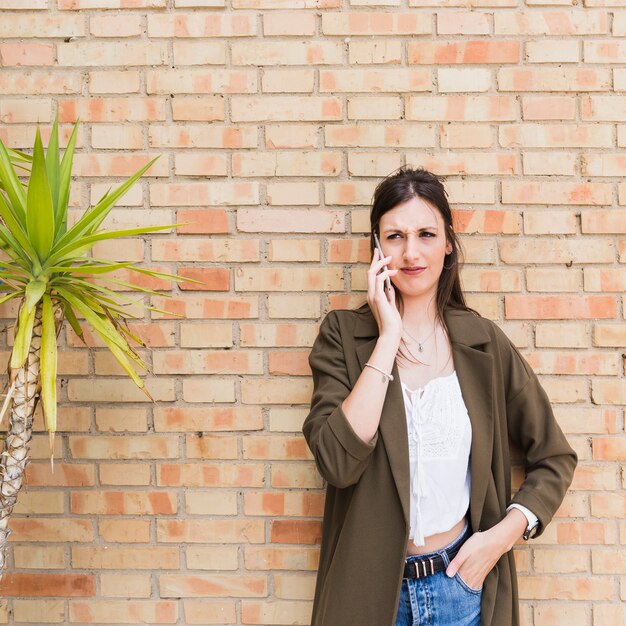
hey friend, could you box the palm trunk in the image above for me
[0,307,42,582]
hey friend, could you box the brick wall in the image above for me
[0,1,624,625]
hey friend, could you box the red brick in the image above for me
[593,438,626,461]
[322,12,431,35]
[72,546,179,569]
[176,209,229,234]
[242,436,312,460]
[154,406,263,432]
[409,41,519,64]
[177,267,230,291]
[0,42,53,66]
[244,546,319,571]
[524,352,616,376]
[406,95,516,121]
[69,600,177,624]
[244,492,325,517]
[519,575,613,600]
[149,294,258,320]
[271,463,324,489]
[69,436,178,460]
[505,296,616,320]
[157,463,265,488]
[59,98,167,122]
[71,491,177,515]
[10,519,93,543]
[159,575,267,598]
[152,237,259,263]
[494,11,608,36]
[454,210,519,234]
[269,351,311,376]
[271,521,322,544]
[556,521,615,546]
[158,519,264,544]
[502,181,611,205]
[25,463,95,487]
[153,350,262,375]
[591,494,626,517]
[147,13,256,38]
[0,573,95,597]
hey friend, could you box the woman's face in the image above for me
[377,196,453,301]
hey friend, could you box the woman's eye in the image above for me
[421,232,436,238]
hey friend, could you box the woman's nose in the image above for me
[402,235,421,260]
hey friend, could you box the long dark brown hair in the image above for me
[357,166,479,362]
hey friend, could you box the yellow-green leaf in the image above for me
[48,223,173,267]
[40,294,58,433]
[0,140,27,222]
[47,261,134,275]
[0,292,21,307]
[58,287,132,354]
[10,301,36,370]
[62,302,85,343]
[100,335,152,400]
[46,115,60,216]
[56,119,79,237]
[0,183,38,262]
[25,279,47,313]
[26,128,55,262]
[53,156,159,252]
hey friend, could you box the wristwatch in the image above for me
[522,519,539,541]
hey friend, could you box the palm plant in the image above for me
[0,118,188,578]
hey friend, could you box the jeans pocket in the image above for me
[454,572,483,595]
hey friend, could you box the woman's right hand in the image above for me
[367,248,402,340]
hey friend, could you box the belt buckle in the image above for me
[410,555,438,579]
[414,557,435,578]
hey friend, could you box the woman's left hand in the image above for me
[446,509,528,589]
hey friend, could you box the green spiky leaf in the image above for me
[40,294,58,433]
[26,129,55,261]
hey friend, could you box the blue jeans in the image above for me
[395,522,482,626]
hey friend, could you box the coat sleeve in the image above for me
[498,330,578,538]
[302,311,378,488]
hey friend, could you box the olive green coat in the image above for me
[303,304,577,626]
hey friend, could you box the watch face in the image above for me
[523,522,538,541]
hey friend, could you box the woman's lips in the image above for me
[401,267,426,275]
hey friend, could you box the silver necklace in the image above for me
[402,323,437,353]
[400,337,431,366]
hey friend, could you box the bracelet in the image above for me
[364,362,394,383]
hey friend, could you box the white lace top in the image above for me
[400,370,472,546]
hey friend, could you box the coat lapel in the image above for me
[355,335,410,524]
[444,308,495,532]
[352,305,494,533]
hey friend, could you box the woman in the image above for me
[302,167,577,626]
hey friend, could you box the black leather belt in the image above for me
[403,528,468,579]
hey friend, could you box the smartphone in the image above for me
[373,232,392,293]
